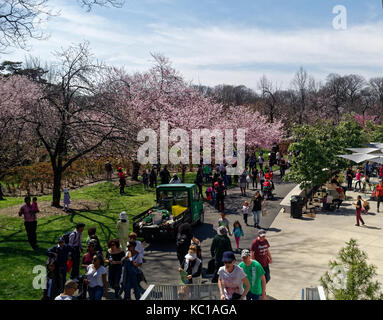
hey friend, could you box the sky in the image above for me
[4,0,383,90]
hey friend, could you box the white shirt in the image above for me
[86,265,107,288]
[218,264,247,300]
[55,294,73,300]
[242,205,249,215]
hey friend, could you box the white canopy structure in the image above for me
[345,148,381,154]
[338,142,383,164]
[337,153,379,163]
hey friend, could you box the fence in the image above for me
[140,283,221,300]
[302,286,326,300]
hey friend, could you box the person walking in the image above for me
[353,195,365,227]
[376,179,383,213]
[210,226,233,283]
[250,229,272,283]
[122,241,143,300]
[251,167,259,190]
[346,167,354,190]
[116,211,129,253]
[55,280,78,300]
[46,237,72,293]
[195,166,204,199]
[105,239,125,299]
[69,222,85,280]
[250,191,265,229]
[105,161,113,181]
[18,196,38,250]
[63,188,71,212]
[233,221,244,252]
[239,249,266,300]
[242,201,249,226]
[159,165,171,184]
[218,211,231,236]
[239,169,247,197]
[176,223,194,265]
[259,170,265,192]
[179,245,202,284]
[142,170,149,191]
[215,178,226,212]
[85,254,109,300]
[218,251,250,300]
[355,169,363,191]
[149,166,157,188]
[118,167,127,195]
[258,154,264,171]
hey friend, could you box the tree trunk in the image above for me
[52,169,63,207]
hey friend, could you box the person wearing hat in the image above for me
[218,251,250,300]
[46,237,73,293]
[238,249,266,300]
[250,229,272,283]
[170,173,182,184]
[63,188,71,212]
[116,211,129,252]
[69,222,85,280]
[210,226,233,283]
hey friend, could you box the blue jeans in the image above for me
[246,292,261,300]
[253,210,261,226]
[88,285,104,300]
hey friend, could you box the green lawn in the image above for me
[0,171,239,300]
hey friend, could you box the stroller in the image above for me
[262,180,273,199]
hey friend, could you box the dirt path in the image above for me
[0,199,102,218]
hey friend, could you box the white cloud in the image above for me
[3,1,383,90]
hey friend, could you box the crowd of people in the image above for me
[38,216,147,300]
[16,150,285,301]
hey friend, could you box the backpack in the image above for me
[62,231,72,245]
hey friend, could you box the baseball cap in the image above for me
[222,251,236,263]
[58,237,64,243]
[241,249,250,258]
[258,229,266,236]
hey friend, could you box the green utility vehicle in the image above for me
[132,184,204,242]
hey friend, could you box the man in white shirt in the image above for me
[55,280,78,300]
[128,232,144,259]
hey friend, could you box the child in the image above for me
[205,187,212,201]
[322,193,329,211]
[233,221,244,252]
[116,211,130,252]
[218,212,231,236]
[242,201,249,225]
[362,199,370,215]
[31,197,39,216]
[63,188,71,212]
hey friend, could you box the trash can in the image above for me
[290,195,304,219]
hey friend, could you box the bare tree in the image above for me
[0,0,125,52]
[369,77,383,115]
[292,67,311,124]
[258,75,279,123]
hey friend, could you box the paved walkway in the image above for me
[267,188,383,300]
[139,175,296,299]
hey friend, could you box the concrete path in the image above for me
[139,174,296,299]
[267,188,383,300]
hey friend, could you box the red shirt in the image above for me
[250,238,270,267]
[265,172,273,180]
[376,185,383,197]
